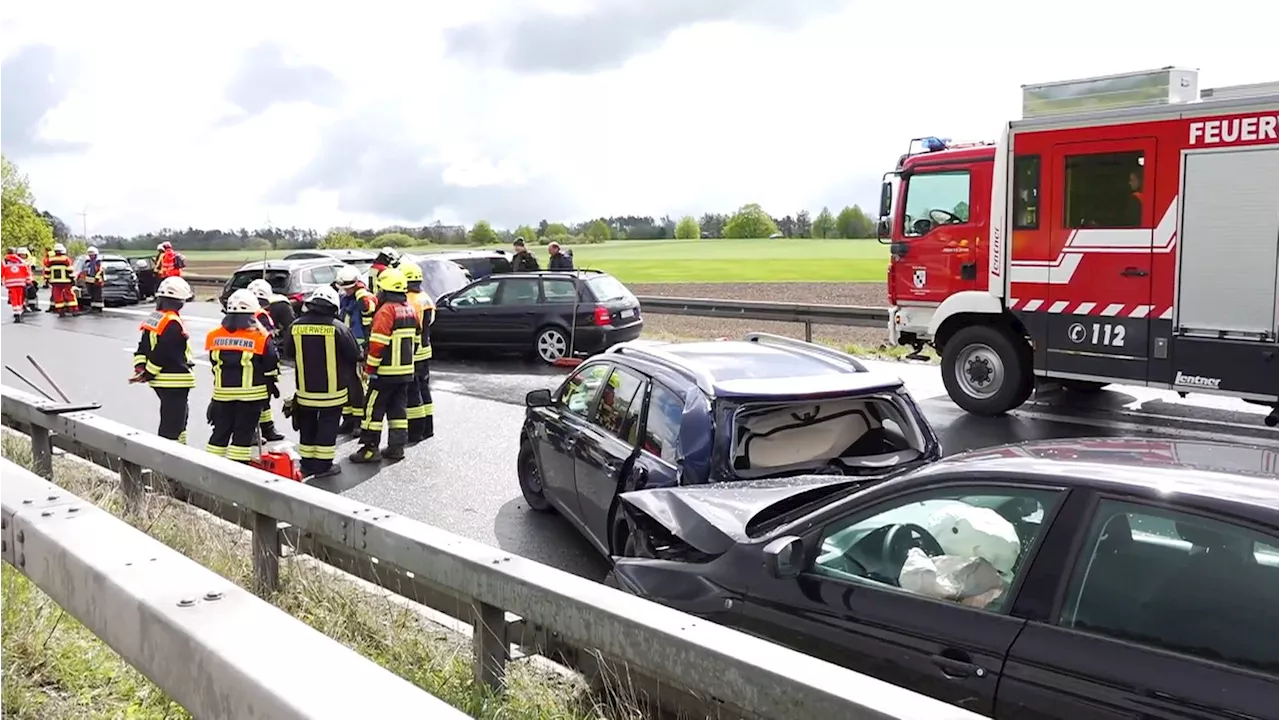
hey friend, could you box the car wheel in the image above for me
[533,326,570,364]
[517,440,553,512]
[941,324,1033,416]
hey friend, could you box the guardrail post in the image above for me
[471,600,508,692]
[29,426,53,479]
[252,511,281,595]
[119,460,145,514]
[803,320,813,343]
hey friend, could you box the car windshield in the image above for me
[420,260,470,300]
[230,270,291,293]
[725,391,928,479]
[586,275,633,302]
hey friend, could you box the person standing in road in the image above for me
[349,267,418,464]
[130,277,196,444]
[284,285,359,479]
[80,246,106,313]
[335,265,378,435]
[45,243,78,317]
[16,247,39,312]
[246,278,294,441]
[204,289,280,463]
[547,242,574,270]
[42,248,56,312]
[511,237,540,272]
[3,248,33,322]
[368,247,400,291]
[400,262,435,443]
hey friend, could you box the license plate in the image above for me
[620,308,636,318]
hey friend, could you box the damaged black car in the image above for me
[517,333,941,560]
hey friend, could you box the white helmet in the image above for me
[247,278,273,300]
[53,243,66,254]
[225,289,258,313]
[156,276,193,300]
[381,247,400,262]
[87,246,99,256]
[16,246,28,256]
[157,243,166,251]
[305,285,340,311]
[335,265,361,286]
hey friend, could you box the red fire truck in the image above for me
[879,68,1279,427]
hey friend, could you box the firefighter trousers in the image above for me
[259,404,276,428]
[295,404,342,475]
[207,400,264,463]
[87,282,104,310]
[405,361,434,441]
[359,378,409,449]
[342,373,366,423]
[153,387,190,444]
[50,283,77,313]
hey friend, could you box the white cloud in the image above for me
[2,0,1276,236]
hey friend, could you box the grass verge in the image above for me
[0,433,631,720]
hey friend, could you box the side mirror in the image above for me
[876,218,891,242]
[878,181,893,218]
[525,388,553,408]
[762,535,805,579]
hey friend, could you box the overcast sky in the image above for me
[2,0,1275,236]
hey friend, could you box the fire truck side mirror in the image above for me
[878,182,892,218]
[876,217,891,243]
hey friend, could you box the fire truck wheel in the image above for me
[941,325,1032,416]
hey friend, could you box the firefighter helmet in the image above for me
[335,265,361,287]
[225,289,258,313]
[380,247,400,264]
[156,276,193,300]
[376,266,408,293]
[247,278,273,300]
[53,243,66,254]
[87,246,98,256]
[399,261,423,284]
[15,247,28,256]
[305,285,340,312]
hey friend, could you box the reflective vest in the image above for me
[3,255,31,287]
[365,301,419,378]
[81,256,104,285]
[291,319,346,407]
[343,286,377,343]
[135,311,196,389]
[46,255,73,284]
[205,326,275,401]
[406,290,435,362]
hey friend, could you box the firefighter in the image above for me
[42,248,55,312]
[130,277,196,443]
[156,241,184,279]
[335,264,378,435]
[243,279,287,441]
[3,248,32,322]
[247,278,295,345]
[205,289,280,463]
[80,246,106,313]
[368,247,400,292]
[15,247,38,311]
[350,266,418,463]
[400,261,436,443]
[45,243,78,317]
[284,285,360,478]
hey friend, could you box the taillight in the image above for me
[593,306,611,326]
[290,293,304,304]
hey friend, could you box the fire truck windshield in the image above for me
[901,171,970,237]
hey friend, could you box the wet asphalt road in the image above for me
[3,302,1274,582]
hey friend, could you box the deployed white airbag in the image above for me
[899,548,1007,608]
[923,504,1021,577]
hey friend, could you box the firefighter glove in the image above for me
[267,381,279,399]
[206,401,215,426]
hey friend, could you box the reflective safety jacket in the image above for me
[405,289,435,363]
[205,325,279,402]
[45,254,74,284]
[265,294,294,340]
[3,254,32,288]
[286,311,361,408]
[80,256,105,285]
[340,285,378,345]
[364,295,419,381]
[134,310,196,389]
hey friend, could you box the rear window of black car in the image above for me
[586,275,633,302]
[102,259,132,273]
[230,270,291,294]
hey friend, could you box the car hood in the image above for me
[619,475,862,556]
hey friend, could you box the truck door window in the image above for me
[1013,155,1041,229]
[902,171,970,237]
[1063,151,1144,228]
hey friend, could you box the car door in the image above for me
[733,481,1069,716]
[533,363,612,526]
[435,278,500,346]
[490,277,543,347]
[572,366,647,554]
[997,496,1278,720]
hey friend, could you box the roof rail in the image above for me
[607,342,716,396]
[743,332,868,372]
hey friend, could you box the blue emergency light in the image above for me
[921,137,950,152]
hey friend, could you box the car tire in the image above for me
[941,324,1032,416]
[517,439,553,512]
[533,325,570,365]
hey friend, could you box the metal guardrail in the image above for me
[0,457,467,720]
[182,274,891,340]
[1,386,984,720]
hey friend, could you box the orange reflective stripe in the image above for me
[205,327,267,354]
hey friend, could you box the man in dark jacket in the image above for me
[511,237,540,272]
[547,242,574,270]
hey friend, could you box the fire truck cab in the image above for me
[880,68,1279,426]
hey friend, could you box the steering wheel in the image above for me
[928,208,962,225]
[910,218,933,236]
[881,523,946,577]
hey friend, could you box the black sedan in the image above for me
[72,253,141,306]
[610,437,1279,719]
[433,270,642,363]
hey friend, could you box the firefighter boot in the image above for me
[259,421,285,442]
[382,444,405,461]
[348,445,382,464]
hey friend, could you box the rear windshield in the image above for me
[586,275,633,302]
[102,259,132,273]
[230,270,291,294]
[727,392,929,480]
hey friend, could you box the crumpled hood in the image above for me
[619,475,859,556]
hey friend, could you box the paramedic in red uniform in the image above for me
[3,249,32,322]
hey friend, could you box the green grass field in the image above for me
[180,238,889,284]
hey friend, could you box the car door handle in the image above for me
[930,654,986,679]
[1121,266,1148,277]
[603,462,619,475]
